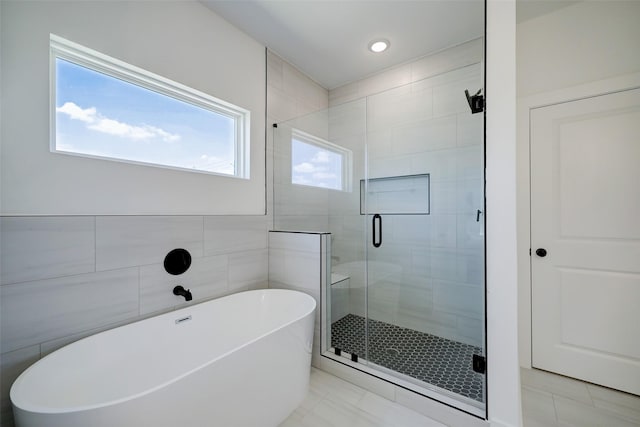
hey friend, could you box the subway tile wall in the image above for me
[0,215,269,426]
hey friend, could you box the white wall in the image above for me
[516,0,640,368]
[517,1,640,98]
[486,1,521,426]
[0,1,265,215]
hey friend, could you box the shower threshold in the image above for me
[325,314,485,418]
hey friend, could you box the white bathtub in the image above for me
[10,289,316,427]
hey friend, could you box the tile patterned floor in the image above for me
[521,368,640,427]
[331,314,485,402]
[278,367,447,427]
[281,366,640,426]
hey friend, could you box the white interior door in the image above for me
[531,88,640,396]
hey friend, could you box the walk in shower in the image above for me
[272,47,485,417]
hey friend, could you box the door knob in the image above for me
[535,248,547,257]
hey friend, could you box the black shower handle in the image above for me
[372,214,382,248]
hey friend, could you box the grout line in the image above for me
[137,266,141,315]
[94,216,97,272]
[551,392,561,425]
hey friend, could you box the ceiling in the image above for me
[203,0,484,89]
[202,0,580,90]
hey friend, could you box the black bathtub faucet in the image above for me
[173,285,192,301]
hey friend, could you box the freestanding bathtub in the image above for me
[10,289,316,427]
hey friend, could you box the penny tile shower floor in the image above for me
[331,314,485,402]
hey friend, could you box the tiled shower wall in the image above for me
[269,39,485,347]
[0,215,269,424]
[267,231,329,367]
[328,38,485,348]
[268,51,331,232]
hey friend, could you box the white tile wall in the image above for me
[433,280,484,318]
[95,216,204,271]
[139,254,228,315]
[267,49,331,234]
[267,51,328,124]
[269,248,320,293]
[228,249,268,291]
[410,38,483,83]
[203,215,267,255]
[0,214,270,427]
[328,38,483,107]
[268,231,329,364]
[393,116,457,154]
[0,268,139,353]
[0,217,95,285]
[323,49,485,348]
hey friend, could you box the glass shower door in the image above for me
[363,65,486,407]
[271,64,487,414]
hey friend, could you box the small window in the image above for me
[51,34,250,178]
[291,129,352,191]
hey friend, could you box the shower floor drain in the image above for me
[331,314,484,402]
[385,348,400,357]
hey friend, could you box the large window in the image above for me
[51,34,250,177]
[291,129,351,191]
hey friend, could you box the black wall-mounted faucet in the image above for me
[173,285,192,301]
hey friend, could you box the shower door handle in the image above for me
[372,214,382,248]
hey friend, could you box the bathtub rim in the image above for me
[10,288,316,415]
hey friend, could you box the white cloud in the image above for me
[293,162,319,173]
[149,126,181,143]
[88,118,155,140]
[312,150,331,163]
[56,102,97,123]
[57,101,180,143]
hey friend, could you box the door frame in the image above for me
[517,71,640,369]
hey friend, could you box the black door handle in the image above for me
[372,214,382,248]
[535,248,547,257]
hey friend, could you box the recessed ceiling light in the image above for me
[368,39,389,53]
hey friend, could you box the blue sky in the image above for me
[55,58,236,175]
[291,137,342,190]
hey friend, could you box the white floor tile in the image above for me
[311,368,367,407]
[279,410,306,427]
[554,395,640,427]
[357,391,447,427]
[521,386,558,427]
[279,368,446,427]
[586,384,640,424]
[521,368,640,427]
[301,398,386,427]
[521,368,593,405]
